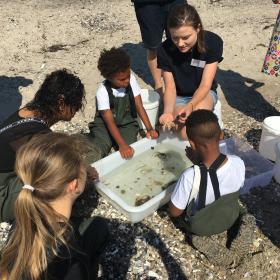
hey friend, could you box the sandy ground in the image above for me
[1,0,280,279]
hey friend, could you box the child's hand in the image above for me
[185,146,201,165]
[119,144,134,159]
[146,129,159,139]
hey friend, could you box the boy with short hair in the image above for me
[169,109,255,267]
[89,47,158,159]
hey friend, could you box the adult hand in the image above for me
[177,103,193,124]
[159,113,175,130]
[86,165,99,181]
[119,144,134,159]
[146,129,159,139]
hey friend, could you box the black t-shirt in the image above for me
[0,112,50,172]
[46,225,91,280]
[157,31,223,97]
[7,222,93,280]
[132,0,174,3]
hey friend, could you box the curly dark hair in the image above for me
[97,47,130,79]
[186,109,221,144]
[26,69,85,123]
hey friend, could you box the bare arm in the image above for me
[169,201,184,217]
[159,71,177,128]
[100,110,134,158]
[162,71,177,114]
[178,62,219,121]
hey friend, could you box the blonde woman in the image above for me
[0,133,109,280]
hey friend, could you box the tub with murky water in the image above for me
[93,134,274,223]
[93,133,191,223]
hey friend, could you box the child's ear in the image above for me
[189,139,196,150]
[219,130,224,140]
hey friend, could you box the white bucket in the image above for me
[213,99,223,129]
[259,116,280,161]
[274,141,280,183]
[138,89,160,129]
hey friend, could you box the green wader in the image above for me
[0,171,23,222]
[176,154,255,267]
[88,91,139,159]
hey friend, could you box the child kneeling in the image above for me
[169,110,255,267]
[0,133,109,279]
[89,47,158,159]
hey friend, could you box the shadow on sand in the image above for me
[217,69,279,122]
[0,75,33,124]
[73,188,187,280]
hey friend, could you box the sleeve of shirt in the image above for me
[157,44,172,72]
[206,33,223,64]
[130,74,141,97]
[171,170,193,210]
[96,83,110,110]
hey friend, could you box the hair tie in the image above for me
[22,184,35,192]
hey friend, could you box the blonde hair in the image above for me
[0,132,85,280]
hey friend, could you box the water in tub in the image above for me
[100,143,193,207]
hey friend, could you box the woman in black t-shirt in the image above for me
[0,69,95,222]
[0,133,109,280]
[157,4,223,139]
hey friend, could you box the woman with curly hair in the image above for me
[0,69,88,222]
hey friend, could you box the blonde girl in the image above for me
[0,132,108,280]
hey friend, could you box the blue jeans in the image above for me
[176,90,218,107]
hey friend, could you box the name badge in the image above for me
[191,59,206,68]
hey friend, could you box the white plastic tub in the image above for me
[138,89,160,129]
[259,116,280,161]
[274,141,280,184]
[94,132,186,223]
[93,136,274,223]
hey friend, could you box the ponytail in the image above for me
[0,133,84,280]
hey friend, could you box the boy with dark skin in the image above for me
[89,48,158,159]
[169,110,255,267]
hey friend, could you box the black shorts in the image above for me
[134,0,186,50]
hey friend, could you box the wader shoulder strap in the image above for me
[103,80,137,118]
[126,84,137,118]
[104,80,115,110]
[197,153,226,211]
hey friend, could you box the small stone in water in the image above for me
[115,185,120,189]
[135,195,151,206]
[121,190,126,194]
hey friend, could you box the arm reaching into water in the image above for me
[100,110,134,159]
